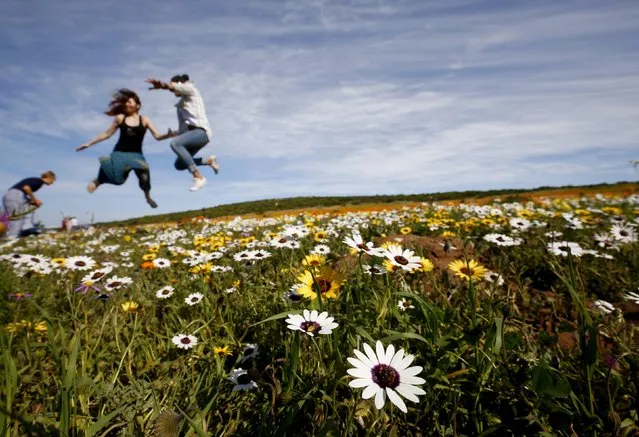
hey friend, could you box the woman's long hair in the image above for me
[104,89,141,116]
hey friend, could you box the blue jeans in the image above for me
[2,189,36,238]
[170,129,210,174]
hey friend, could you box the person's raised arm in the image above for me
[142,116,176,141]
[76,116,122,151]
[146,78,195,97]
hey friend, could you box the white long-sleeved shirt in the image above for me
[172,81,212,138]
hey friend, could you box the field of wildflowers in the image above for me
[1,192,639,436]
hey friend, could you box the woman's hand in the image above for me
[168,128,177,138]
[31,198,43,208]
[76,143,90,152]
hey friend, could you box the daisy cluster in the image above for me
[1,191,638,419]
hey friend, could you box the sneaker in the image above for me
[189,176,207,192]
[207,155,220,174]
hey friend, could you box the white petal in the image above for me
[401,366,423,377]
[395,354,416,371]
[287,325,301,331]
[400,375,426,385]
[303,309,310,320]
[310,310,319,321]
[349,378,373,388]
[385,344,396,365]
[316,312,329,323]
[353,350,374,368]
[347,357,368,370]
[362,343,379,365]
[386,388,408,413]
[374,388,386,409]
[395,383,422,403]
[389,349,405,368]
[376,342,387,364]
[347,367,373,379]
[362,383,379,400]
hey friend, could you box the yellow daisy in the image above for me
[142,253,157,261]
[213,346,232,356]
[399,226,412,235]
[416,257,434,273]
[302,254,326,269]
[148,245,160,253]
[448,259,488,281]
[51,258,66,266]
[121,301,140,313]
[297,266,344,300]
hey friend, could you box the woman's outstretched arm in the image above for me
[76,116,122,151]
[142,116,175,141]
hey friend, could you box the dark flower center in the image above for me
[240,253,248,258]
[620,230,629,237]
[190,297,199,303]
[496,237,504,242]
[312,279,332,295]
[357,243,368,250]
[287,293,303,302]
[237,374,252,385]
[300,321,321,332]
[91,272,105,280]
[369,267,381,274]
[162,289,171,295]
[110,281,122,287]
[180,337,192,345]
[255,253,264,257]
[278,238,287,244]
[401,300,412,308]
[76,261,87,267]
[371,364,400,389]
[394,256,409,265]
[558,246,569,252]
[460,267,471,276]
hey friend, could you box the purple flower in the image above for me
[9,293,32,301]
[75,282,101,294]
[0,211,9,227]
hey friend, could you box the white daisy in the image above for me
[347,341,426,413]
[593,300,615,314]
[483,233,521,246]
[228,369,258,392]
[185,292,204,306]
[250,249,271,260]
[624,291,639,304]
[152,258,171,269]
[105,276,133,291]
[285,309,338,336]
[240,344,260,363]
[397,298,414,311]
[224,287,237,294]
[311,244,331,255]
[65,256,96,271]
[172,334,198,349]
[382,245,422,272]
[343,233,380,256]
[548,241,584,257]
[233,250,253,262]
[82,266,114,283]
[156,286,175,299]
[610,224,637,244]
[484,271,505,286]
[363,264,385,276]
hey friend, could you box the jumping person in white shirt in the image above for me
[146,74,219,192]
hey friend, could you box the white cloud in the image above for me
[1,0,638,226]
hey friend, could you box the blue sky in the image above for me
[1,0,638,226]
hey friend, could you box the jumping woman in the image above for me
[76,89,172,208]
[146,74,219,192]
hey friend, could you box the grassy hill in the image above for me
[99,181,638,227]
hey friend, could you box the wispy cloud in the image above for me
[1,0,638,226]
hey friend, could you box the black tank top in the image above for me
[113,117,147,154]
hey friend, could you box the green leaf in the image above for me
[250,310,300,327]
[531,365,571,398]
[86,406,125,437]
[380,331,430,344]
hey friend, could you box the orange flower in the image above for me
[141,261,155,269]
